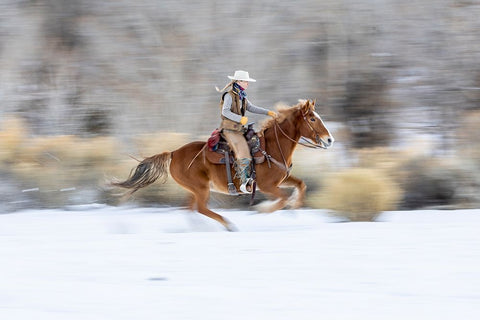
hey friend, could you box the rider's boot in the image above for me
[235,158,254,193]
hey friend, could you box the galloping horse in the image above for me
[112,99,334,231]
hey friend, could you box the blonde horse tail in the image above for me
[111,152,172,195]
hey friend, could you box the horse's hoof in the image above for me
[225,222,238,232]
[254,200,278,213]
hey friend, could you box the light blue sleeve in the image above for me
[246,99,269,115]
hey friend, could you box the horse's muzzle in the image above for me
[316,135,334,149]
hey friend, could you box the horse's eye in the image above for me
[310,117,316,122]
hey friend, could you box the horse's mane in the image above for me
[259,100,307,135]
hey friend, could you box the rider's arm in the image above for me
[221,94,243,123]
[246,99,270,115]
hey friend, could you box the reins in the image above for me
[272,120,292,175]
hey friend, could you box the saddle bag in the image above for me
[207,129,221,151]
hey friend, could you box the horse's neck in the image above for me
[264,120,299,163]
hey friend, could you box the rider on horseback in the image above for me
[217,70,277,193]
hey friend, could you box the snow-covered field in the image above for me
[1,206,479,320]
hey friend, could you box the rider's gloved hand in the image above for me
[240,116,248,125]
[267,110,277,118]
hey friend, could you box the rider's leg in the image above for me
[235,158,253,193]
[222,130,253,193]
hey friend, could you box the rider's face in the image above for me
[237,81,249,90]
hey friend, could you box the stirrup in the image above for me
[239,179,254,194]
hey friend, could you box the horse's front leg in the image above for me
[281,174,307,209]
[255,183,290,213]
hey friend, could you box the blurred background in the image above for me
[1,0,480,216]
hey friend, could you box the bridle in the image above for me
[273,109,328,150]
[266,108,328,175]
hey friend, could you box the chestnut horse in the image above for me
[112,99,334,231]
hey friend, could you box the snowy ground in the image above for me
[1,206,479,320]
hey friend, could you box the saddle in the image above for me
[205,124,265,165]
[205,124,265,197]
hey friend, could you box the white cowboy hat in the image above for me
[228,70,256,82]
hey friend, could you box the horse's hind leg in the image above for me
[194,188,237,232]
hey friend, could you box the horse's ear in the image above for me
[302,99,310,110]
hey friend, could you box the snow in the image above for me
[1,206,480,320]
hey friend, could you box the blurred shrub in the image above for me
[400,157,480,209]
[354,146,430,185]
[352,145,480,209]
[19,135,77,164]
[290,148,339,194]
[457,110,480,165]
[44,0,83,51]
[309,168,402,221]
[339,72,394,149]
[134,132,189,156]
[0,117,28,165]
[73,136,119,165]
[355,147,402,173]
[82,109,112,135]
[18,135,119,166]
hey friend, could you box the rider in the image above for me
[217,70,277,193]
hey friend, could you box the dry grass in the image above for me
[18,135,120,165]
[19,135,78,164]
[309,167,402,221]
[134,132,189,157]
[0,116,28,164]
[2,128,123,207]
[355,147,403,173]
[10,120,475,211]
[3,117,476,211]
[457,110,480,164]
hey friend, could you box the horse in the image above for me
[111,99,334,231]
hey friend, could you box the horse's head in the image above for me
[296,99,334,149]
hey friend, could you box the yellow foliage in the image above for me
[309,168,402,221]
